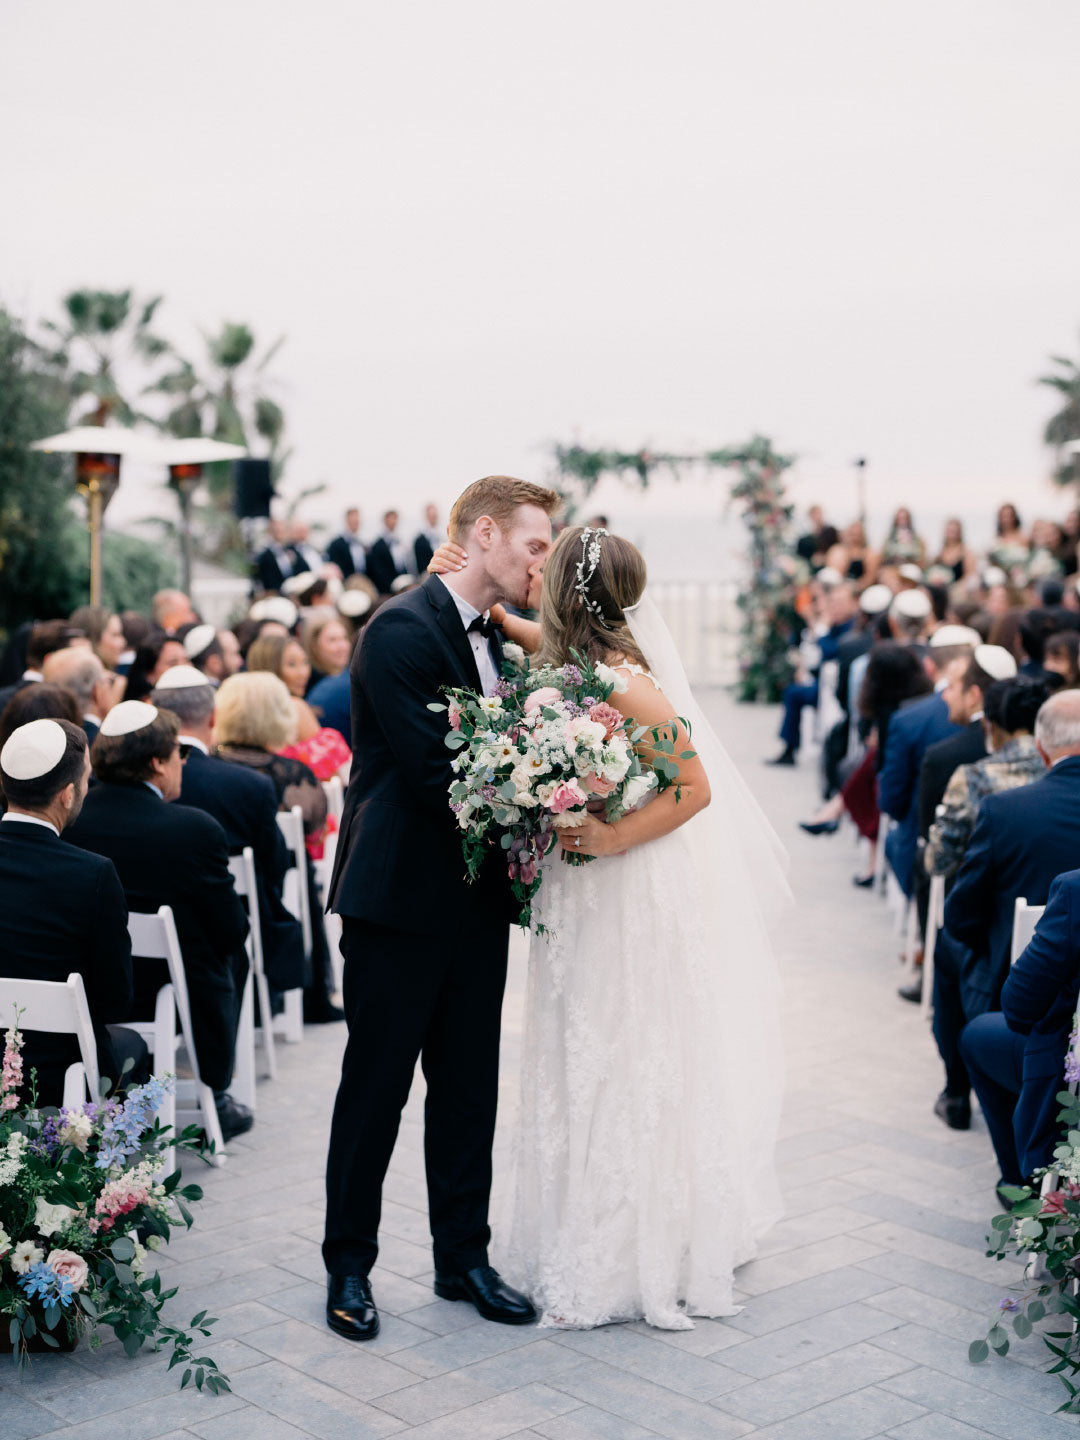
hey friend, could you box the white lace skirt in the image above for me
[497,816,784,1330]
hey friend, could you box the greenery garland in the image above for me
[552,435,798,702]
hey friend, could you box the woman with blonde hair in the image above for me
[214,671,342,1024]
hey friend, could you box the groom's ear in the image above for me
[473,515,497,551]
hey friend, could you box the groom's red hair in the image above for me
[448,476,560,545]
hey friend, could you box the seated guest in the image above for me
[151,588,197,633]
[215,672,343,1023]
[247,632,350,785]
[0,719,147,1103]
[767,580,857,766]
[69,605,127,672]
[123,629,188,701]
[42,645,122,743]
[0,684,81,808]
[66,700,253,1139]
[179,622,232,682]
[1043,630,1080,688]
[944,690,1080,1033]
[877,626,980,897]
[116,611,151,675]
[960,867,1080,1195]
[302,614,353,694]
[0,619,88,714]
[151,667,305,999]
[927,675,1050,879]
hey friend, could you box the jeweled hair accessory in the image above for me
[575,527,613,629]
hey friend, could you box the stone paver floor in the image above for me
[5,694,1075,1437]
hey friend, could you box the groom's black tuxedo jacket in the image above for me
[328,575,514,937]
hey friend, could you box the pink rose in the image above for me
[1042,1190,1069,1217]
[587,702,624,738]
[546,779,587,814]
[581,772,617,797]
[524,686,562,715]
[46,1248,88,1292]
[448,702,462,731]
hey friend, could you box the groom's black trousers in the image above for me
[322,912,510,1278]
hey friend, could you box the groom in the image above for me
[323,474,558,1340]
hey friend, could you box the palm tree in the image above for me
[1039,344,1080,488]
[40,289,170,426]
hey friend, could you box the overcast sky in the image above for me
[3,0,1079,551]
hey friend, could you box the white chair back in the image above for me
[228,847,276,1090]
[275,805,309,1043]
[1011,897,1045,965]
[127,906,225,1165]
[0,973,99,1108]
[920,871,946,1023]
[323,775,344,823]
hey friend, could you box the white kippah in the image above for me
[281,573,313,597]
[153,664,214,691]
[859,584,892,615]
[891,589,931,619]
[983,566,1007,588]
[930,625,981,648]
[338,589,372,618]
[391,575,415,594]
[249,596,298,629]
[0,719,67,781]
[898,563,924,583]
[975,644,1018,681]
[100,700,158,737]
[815,566,843,588]
[182,624,216,660]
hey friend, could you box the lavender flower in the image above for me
[998,1297,1021,1313]
[560,664,583,686]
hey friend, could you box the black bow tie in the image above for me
[467,615,498,640]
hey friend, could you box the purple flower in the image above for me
[561,664,583,686]
[998,1297,1021,1313]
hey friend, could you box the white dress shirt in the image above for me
[178,734,209,756]
[439,578,499,697]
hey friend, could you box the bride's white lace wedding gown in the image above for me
[499,634,788,1331]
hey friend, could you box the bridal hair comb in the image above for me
[575,527,613,628]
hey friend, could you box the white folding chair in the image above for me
[0,973,99,1109]
[315,824,345,998]
[228,848,277,1105]
[276,805,309,1043]
[127,907,226,1169]
[921,872,946,1023]
[323,775,344,824]
[874,814,892,895]
[1011,897,1045,965]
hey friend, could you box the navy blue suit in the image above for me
[944,755,1080,1021]
[878,692,960,896]
[306,670,351,743]
[960,868,1080,1181]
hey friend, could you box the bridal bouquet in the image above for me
[434,647,691,928]
[0,1016,229,1392]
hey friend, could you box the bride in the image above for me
[433,524,788,1330]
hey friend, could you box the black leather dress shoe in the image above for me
[303,1000,346,1024]
[434,1265,537,1325]
[213,1092,254,1142]
[766,748,797,766]
[934,1091,971,1130]
[898,977,922,1004]
[853,872,875,889]
[326,1274,379,1341]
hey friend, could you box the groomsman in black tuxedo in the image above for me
[253,518,297,593]
[66,699,253,1140]
[0,718,147,1102]
[365,509,411,595]
[412,503,444,575]
[322,475,558,1340]
[326,508,368,579]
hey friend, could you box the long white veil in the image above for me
[624,592,793,913]
[624,592,788,1236]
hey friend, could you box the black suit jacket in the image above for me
[414,533,435,575]
[66,783,249,1091]
[253,545,290,593]
[917,721,987,840]
[179,747,304,991]
[366,536,406,596]
[0,819,133,1101]
[944,755,1080,1017]
[327,534,366,579]
[328,576,514,937]
[0,676,37,717]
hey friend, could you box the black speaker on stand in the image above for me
[234,458,274,519]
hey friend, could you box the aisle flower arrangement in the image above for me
[971,1055,1080,1414]
[435,648,692,928]
[0,1017,228,1392]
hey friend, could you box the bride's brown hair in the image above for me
[538,526,648,669]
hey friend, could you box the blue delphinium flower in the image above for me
[18,1262,74,1308]
[94,1075,174,1168]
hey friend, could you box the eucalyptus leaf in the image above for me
[1014,1314,1033,1338]
[969,1339,989,1363]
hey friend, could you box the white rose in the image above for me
[59,1112,93,1153]
[502,642,526,667]
[9,1239,44,1274]
[594,662,629,695]
[621,772,658,811]
[0,1224,10,1258]
[35,1197,77,1238]
[567,717,607,749]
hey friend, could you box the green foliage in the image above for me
[40,288,170,426]
[1040,344,1080,490]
